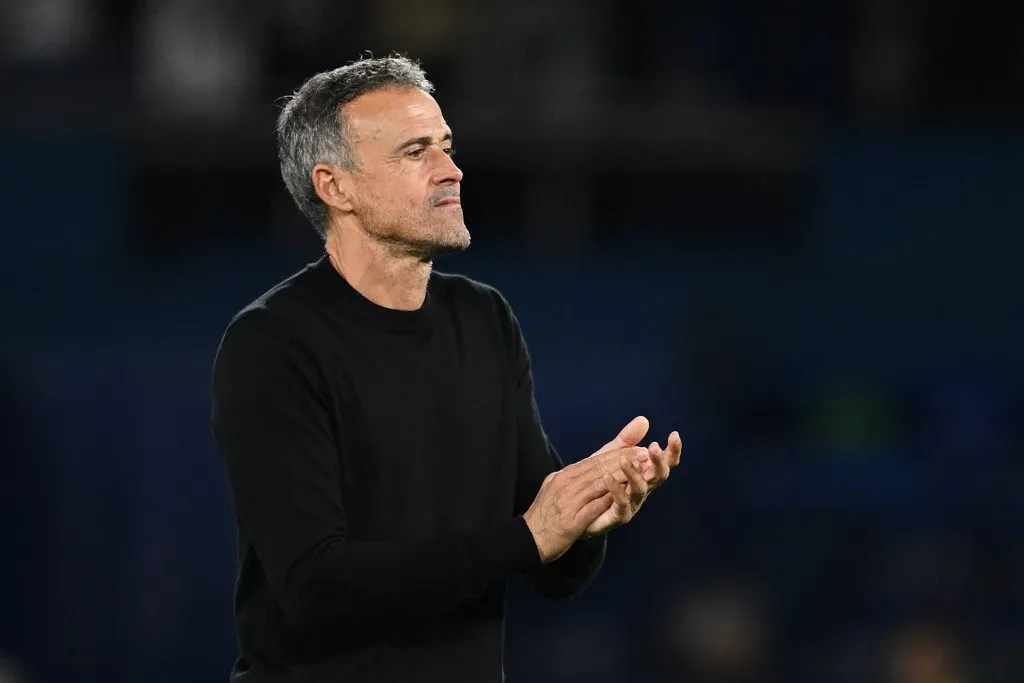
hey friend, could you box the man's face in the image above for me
[344,87,468,258]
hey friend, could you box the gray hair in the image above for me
[275,55,434,237]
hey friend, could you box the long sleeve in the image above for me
[211,309,542,631]
[506,305,607,601]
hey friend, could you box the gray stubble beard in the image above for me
[363,210,470,263]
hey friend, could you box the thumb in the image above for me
[599,415,650,452]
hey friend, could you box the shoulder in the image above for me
[214,260,325,372]
[430,271,532,372]
[224,259,326,335]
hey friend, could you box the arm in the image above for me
[212,309,543,630]
[507,309,607,601]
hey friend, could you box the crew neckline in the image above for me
[311,255,436,332]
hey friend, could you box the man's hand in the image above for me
[645,430,683,491]
[590,453,650,533]
[522,445,650,563]
[583,420,684,537]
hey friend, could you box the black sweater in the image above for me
[211,255,606,683]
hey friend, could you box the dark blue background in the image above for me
[2,2,1023,681]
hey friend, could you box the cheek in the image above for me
[375,172,425,201]
[356,171,433,223]
[404,181,434,216]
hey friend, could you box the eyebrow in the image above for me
[395,131,453,153]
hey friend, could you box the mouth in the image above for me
[433,197,461,207]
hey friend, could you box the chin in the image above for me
[407,226,470,262]
[435,221,471,249]
[448,225,472,249]
[432,234,471,259]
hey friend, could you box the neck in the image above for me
[324,219,432,311]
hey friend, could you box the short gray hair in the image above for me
[276,55,434,237]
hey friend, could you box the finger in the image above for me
[608,468,629,485]
[568,469,616,509]
[574,462,631,486]
[667,431,684,466]
[602,446,650,481]
[632,447,655,481]
[576,491,615,527]
[648,441,670,483]
[568,445,649,482]
[621,455,649,504]
[565,458,626,511]
[612,445,650,468]
[604,472,631,519]
[597,415,650,452]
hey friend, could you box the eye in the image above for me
[407,148,426,159]
[443,146,456,157]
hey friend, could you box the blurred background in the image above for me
[2,0,1023,681]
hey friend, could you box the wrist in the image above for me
[521,514,552,562]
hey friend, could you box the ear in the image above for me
[312,163,355,214]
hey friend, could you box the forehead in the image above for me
[344,88,447,144]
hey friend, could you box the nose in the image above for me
[432,148,463,186]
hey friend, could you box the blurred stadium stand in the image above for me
[2,1,1023,682]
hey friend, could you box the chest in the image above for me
[321,324,517,539]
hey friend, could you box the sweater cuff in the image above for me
[505,516,543,570]
[566,533,605,560]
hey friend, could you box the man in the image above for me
[211,55,683,683]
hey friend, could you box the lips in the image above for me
[434,197,461,206]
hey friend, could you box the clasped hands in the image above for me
[523,416,683,563]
